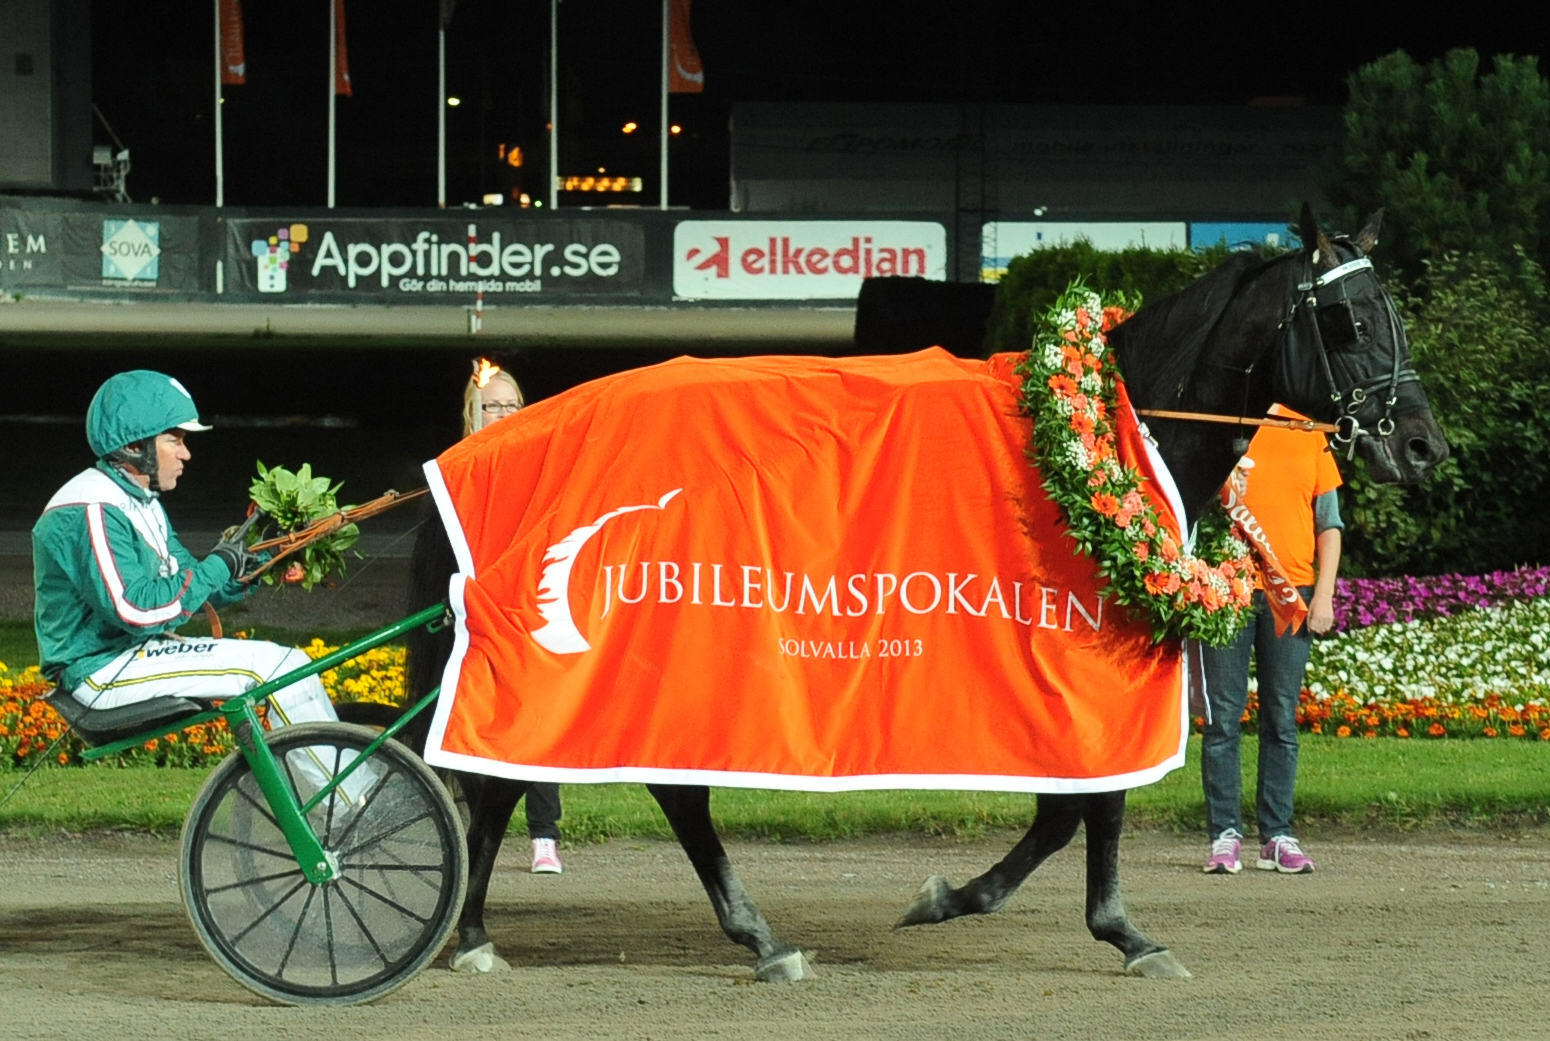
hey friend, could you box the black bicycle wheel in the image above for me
[180,722,467,1006]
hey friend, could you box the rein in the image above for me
[243,487,430,583]
[1136,409,1338,433]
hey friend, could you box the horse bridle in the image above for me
[1284,250,1419,454]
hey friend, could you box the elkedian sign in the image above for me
[673,221,947,300]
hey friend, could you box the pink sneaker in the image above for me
[530,837,563,874]
[1203,829,1243,874]
[1257,835,1314,874]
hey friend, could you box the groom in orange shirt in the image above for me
[1201,407,1343,875]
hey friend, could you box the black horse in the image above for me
[382,207,1447,982]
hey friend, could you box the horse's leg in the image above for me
[449,775,524,973]
[647,783,811,982]
[1082,791,1190,978]
[896,792,1083,926]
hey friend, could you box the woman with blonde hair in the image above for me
[460,358,564,874]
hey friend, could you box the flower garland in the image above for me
[1015,281,1255,646]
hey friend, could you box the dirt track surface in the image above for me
[2,829,1547,1041]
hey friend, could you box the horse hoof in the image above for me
[450,942,512,974]
[1125,949,1192,979]
[754,950,812,982]
[894,875,952,928]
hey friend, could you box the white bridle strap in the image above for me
[1316,257,1373,286]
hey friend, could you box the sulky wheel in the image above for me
[180,722,467,1006]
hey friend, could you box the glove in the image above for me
[209,507,267,582]
[209,533,264,582]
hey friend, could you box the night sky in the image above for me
[87,0,1545,210]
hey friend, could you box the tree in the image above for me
[1322,49,1550,282]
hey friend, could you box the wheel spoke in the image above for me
[203,832,302,863]
[233,782,281,830]
[345,863,448,873]
[324,884,339,986]
[203,866,305,895]
[332,883,391,969]
[229,878,309,946]
[276,883,318,977]
[339,874,432,925]
[339,810,435,860]
[328,764,395,851]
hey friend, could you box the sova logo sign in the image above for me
[100,219,161,282]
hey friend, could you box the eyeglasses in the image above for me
[481,402,522,414]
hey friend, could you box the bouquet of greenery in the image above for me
[246,462,359,590]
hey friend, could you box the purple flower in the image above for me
[1333,565,1550,632]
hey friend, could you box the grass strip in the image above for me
[3,737,1546,838]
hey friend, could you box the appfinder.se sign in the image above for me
[674,221,947,300]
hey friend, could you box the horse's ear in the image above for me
[1298,203,1337,272]
[1353,209,1383,255]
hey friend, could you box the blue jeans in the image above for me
[1200,588,1314,842]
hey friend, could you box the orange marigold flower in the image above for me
[1483,726,1499,738]
[1540,727,1550,741]
[1091,492,1120,516]
[1363,730,1377,739]
[1396,727,1410,738]
[1311,722,1323,734]
[1428,723,1447,737]
[1509,724,1526,737]
[1336,725,1351,738]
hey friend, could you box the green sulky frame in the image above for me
[80,603,450,886]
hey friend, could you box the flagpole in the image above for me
[327,0,337,208]
[437,26,446,208]
[548,0,558,210]
[659,0,668,211]
[215,0,224,207]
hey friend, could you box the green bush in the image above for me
[1340,251,1550,575]
[982,240,1233,355]
[1322,48,1550,284]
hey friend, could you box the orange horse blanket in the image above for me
[424,348,1188,792]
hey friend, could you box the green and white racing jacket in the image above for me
[32,463,247,690]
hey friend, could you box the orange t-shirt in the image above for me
[1240,407,1343,586]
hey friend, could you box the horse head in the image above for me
[1110,206,1448,526]
[1275,204,1449,485]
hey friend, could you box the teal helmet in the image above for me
[87,371,212,492]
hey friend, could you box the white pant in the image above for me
[75,637,374,805]
[75,637,335,724]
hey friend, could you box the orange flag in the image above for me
[423,350,1188,793]
[333,0,352,96]
[668,0,704,93]
[219,0,246,85]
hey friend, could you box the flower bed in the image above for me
[1332,565,1550,632]
[0,642,407,769]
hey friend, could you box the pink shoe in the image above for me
[1203,829,1243,874]
[1257,835,1314,874]
[531,837,563,874]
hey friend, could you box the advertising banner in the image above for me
[424,349,1186,792]
[222,217,643,299]
[1189,222,1299,252]
[980,221,1187,282]
[674,220,946,300]
[0,208,201,293]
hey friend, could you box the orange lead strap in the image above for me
[1138,409,1339,433]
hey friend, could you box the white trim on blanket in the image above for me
[423,458,477,579]
[425,571,472,762]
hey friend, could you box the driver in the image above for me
[33,370,347,736]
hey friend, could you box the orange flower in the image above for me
[1540,727,1550,741]
[1101,305,1128,331]
[1483,726,1499,738]
[1160,536,1180,562]
[1141,518,1156,536]
[1428,723,1446,737]
[1133,542,1149,562]
[1336,725,1351,738]
[1396,727,1410,738]
[1088,471,1108,487]
[1075,306,1092,330]
[1070,413,1095,435]
[1114,509,1132,529]
[1509,725,1526,737]
[1047,374,1079,396]
[1311,722,1323,734]
[1091,492,1119,516]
